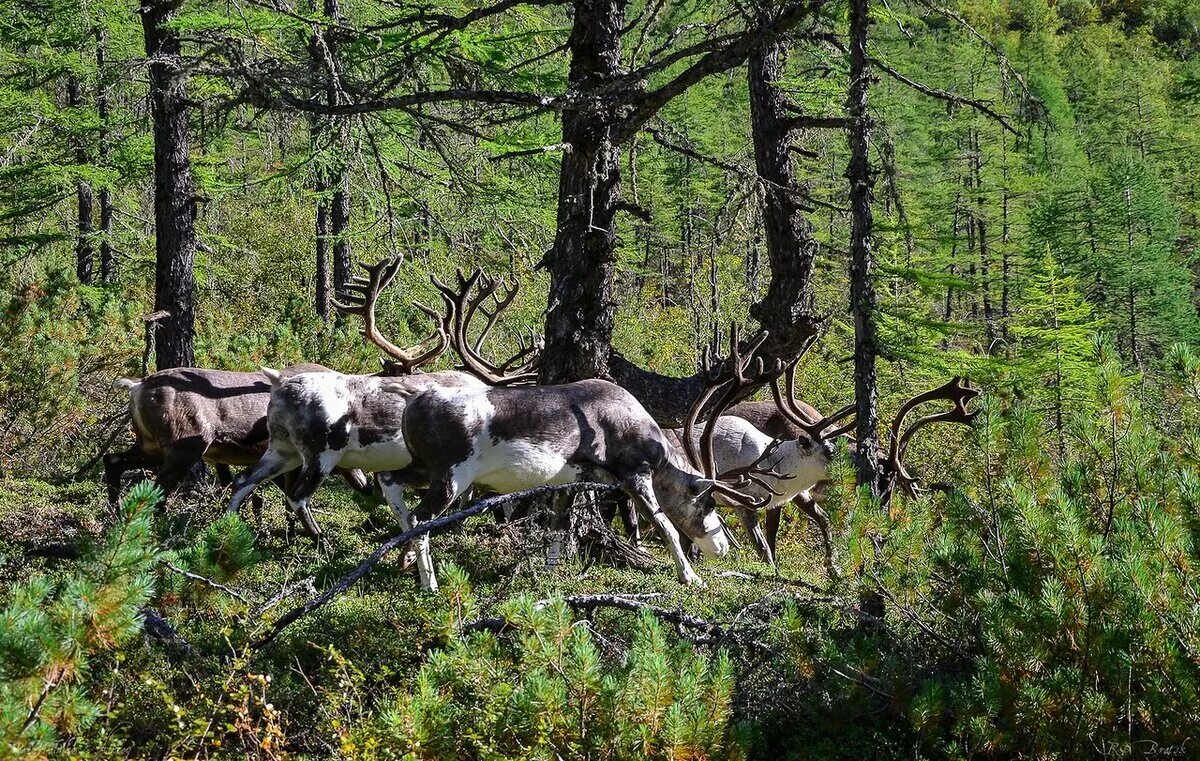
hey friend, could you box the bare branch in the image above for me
[250,482,621,650]
[871,57,1019,136]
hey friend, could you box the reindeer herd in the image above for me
[105,255,979,589]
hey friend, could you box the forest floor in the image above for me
[0,473,838,746]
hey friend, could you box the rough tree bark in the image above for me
[539,0,629,385]
[142,0,198,369]
[846,0,885,629]
[67,75,94,284]
[747,40,823,361]
[331,173,352,291]
[846,0,880,495]
[310,0,350,313]
[96,27,115,284]
[314,179,330,319]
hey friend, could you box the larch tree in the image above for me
[846,0,880,493]
[141,0,197,369]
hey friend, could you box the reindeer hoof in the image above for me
[679,569,707,588]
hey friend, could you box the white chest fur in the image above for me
[467,433,582,494]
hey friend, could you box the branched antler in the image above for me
[682,325,788,509]
[333,255,447,373]
[428,268,540,386]
[883,377,979,498]
[770,335,857,442]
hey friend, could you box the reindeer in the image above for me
[233,267,781,589]
[707,365,980,574]
[668,338,840,568]
[104,364,374,513]
[227,256,485,549]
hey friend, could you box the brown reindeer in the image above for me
[105,256,450,514]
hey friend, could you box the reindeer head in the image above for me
[649,464,731,559]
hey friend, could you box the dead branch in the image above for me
[164,560,249,604]
[250,482,620,650]
[871,57,1018,136]
[458,593,774,652]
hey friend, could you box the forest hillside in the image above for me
[2,0,1200,757]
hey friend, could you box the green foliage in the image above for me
[0,481,159,757]
[187,513,262,584]
[344,569,741,760]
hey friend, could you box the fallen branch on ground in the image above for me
[458,593,774,653]
[250,482,620,650]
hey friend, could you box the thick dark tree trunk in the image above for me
[315,181,331,319]
[311,0,351,299]
[331,175,352,291]
[67,76,94,284]
[97,27,115,284]
[539,0,628,385]
[847,0,884,629]
[846,0,880,495]
[747,42,822,360]
[142,0,198,369]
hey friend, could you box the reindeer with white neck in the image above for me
[233,260,786,589]
[680,349,980,574]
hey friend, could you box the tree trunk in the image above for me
[847,0,885,630]
[142,0,198,370]
[67,75,94,285]
[311,0,350,305]
[846,0,880,496]
[331,174,352,291]
[97,26,115,284]
[539,0,628,385]
[972,130,993,344]
[1124,187,1139,368]
[747,42,822,361]
[315,182,331,319]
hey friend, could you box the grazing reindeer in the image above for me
[714,367,980,573]
[104,364,372,511]
[229,255,483,546]
[670,340,839,568]
[394,377,749,589]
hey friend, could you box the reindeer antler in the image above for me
[883,377,980,498]
[429,268,541,386]
[682,325,788,509]
[333,255,447,373]
[765,333,859,442]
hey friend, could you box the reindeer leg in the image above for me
[377,470,420,569]
[797,492,839,579]
[286,451,341,543]
[764,505,782,558]
[230,448,297,516]
[733,504,776,568]
[104,442,156,504]
[156,438,207,502]
[410,474,463,593]
[623,473,704,587]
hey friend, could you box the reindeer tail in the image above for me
[113,378,141,393]
[261,367,285,388]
